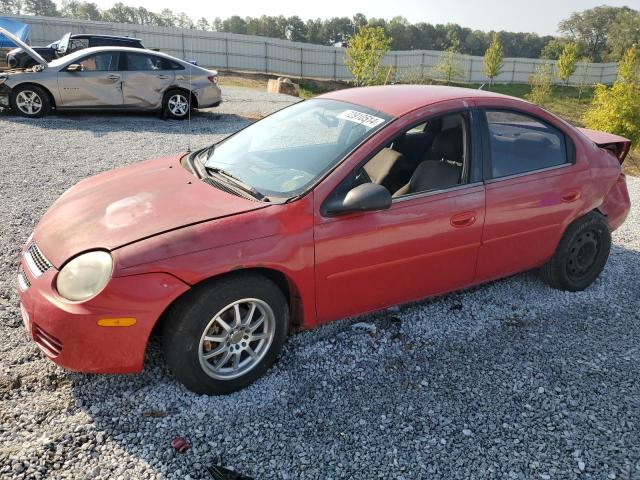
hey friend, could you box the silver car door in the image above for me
[122,52,175,108]
[57,51,124,106]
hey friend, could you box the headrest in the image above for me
[430,128,463,162]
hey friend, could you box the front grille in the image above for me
[33,324,62,356]
[24,243,53,277]
[17,267,30,291]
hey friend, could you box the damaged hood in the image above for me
[32,155,268,267]
[0,26,48,68]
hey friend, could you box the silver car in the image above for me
[0,28,221,119]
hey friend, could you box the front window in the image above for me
[203,99,390,198]
[77,52,120,72]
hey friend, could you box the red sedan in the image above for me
[17,86,631,394]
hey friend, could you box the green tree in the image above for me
[559,6,621,62]
[22,0,59,16]
[584,47,640,148]
[527,62,553,105]
[345,26,391,86]
[196,17,209,31]
[432,47,464,85]
[556,42,579,85]
[540,38,571,60]
[60,1,101,21]
[0,0,20,14]
[608,9,640,60]
[484,33,504,86]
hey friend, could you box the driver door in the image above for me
[313,105,486,323]
[57,51,124,107]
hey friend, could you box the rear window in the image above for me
[485,110,568,178]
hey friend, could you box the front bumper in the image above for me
[17,245,189,373]
[0,84,10,107]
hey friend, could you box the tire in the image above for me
[163,89,190,120]
[540,211,611,291]
[162,273,289,395]
[10,84,51,118]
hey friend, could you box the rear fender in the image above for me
[598,173,631,232]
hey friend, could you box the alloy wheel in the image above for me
[198,298,276,380]
[168,94,189,117]
[16,90,43,115]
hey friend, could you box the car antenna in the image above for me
[186,27,194,153]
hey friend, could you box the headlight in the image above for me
[56,251,113,302]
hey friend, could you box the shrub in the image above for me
[584,47,640,148]
[432,47,465,85]
[527,62,553,105]
[345,26,392,86]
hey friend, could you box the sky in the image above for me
[81,0,640,36]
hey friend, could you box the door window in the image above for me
[68,38,89,52]
[77,52,120,71]
[485,110,568,178]
[351,112,470,198]
[126,53,163,71]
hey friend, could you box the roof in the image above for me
[319,85,517,117]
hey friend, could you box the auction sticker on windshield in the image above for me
[337,109,385,128]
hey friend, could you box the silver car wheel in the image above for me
[16,90,43,115]
[167,94,189,116]
[198,298,276,380]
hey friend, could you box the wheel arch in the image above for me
[11,82,57,108]
[164,86,198,109]
[151,267,303,339]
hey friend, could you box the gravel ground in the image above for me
[1,86,639,480]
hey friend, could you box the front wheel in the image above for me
[162,273,289,395]
[10,85,51,118]
[163,89,190,120]
[540,211,611,291]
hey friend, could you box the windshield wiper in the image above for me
[206,167,268,202]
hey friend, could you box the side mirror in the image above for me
[325,183,392,216]
[66,64,82,72]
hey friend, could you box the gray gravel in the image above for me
[1,86,639,480]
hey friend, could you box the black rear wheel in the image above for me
[540,212,611,291]
[163,89,190,120]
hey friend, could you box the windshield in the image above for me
[203,99,391,198]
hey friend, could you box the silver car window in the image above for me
[126,53,162,71]
[78,52,120,72]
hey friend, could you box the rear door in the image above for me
[475,99,591,282]
[57,51,123,106]
[122,52,174,108]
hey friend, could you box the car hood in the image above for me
[33,155,268,268]
[0,26,48,67]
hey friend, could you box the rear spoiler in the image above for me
[578,128,631,164]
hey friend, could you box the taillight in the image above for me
[208,75,218,84]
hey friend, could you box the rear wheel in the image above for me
[162,273,289,395]
[540,212,611,291]
[163,89,190,120]
[10,85,51,118]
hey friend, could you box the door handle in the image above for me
[157,74,170,80]
[450,211,477,228]
[107,74,120,80]
[561,191,581,202]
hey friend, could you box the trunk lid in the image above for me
[578,127,631,164]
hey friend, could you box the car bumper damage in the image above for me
[17,242,190,373]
